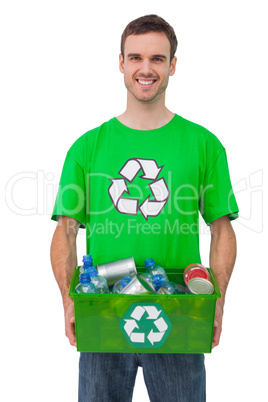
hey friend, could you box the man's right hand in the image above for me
[64,301,76,347]
[51,216,80,348]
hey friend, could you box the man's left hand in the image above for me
[212,301,224,349]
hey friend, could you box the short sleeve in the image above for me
[51,152,86,228]
[199,148,239,225]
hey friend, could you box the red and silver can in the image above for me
[183,263,210,285]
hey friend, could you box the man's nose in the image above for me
[139,59,154,75]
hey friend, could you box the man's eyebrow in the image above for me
[127,53,167,59]
[152,54,167,59]
[127,53,141,58]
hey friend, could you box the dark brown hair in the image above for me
[121,14,178,63]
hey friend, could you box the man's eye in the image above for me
[153,58,163,62]
[131,57,140,60]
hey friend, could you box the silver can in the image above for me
[186,278,214,294]
[120,275,156,295]
[97,257,137,286]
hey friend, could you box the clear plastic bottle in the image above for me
[140,272,162,292]
[75,272,97,294]
[144,258,169,282]
[112,276,132,294]
[153,274,182,295]
[79,254,94,273]
[88,267,109,294]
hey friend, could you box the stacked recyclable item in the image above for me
[75,255,109,294]
[75,255,215,295]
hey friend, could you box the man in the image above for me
[51,14,238,402]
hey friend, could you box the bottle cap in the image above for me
[88,267,98,277]
[144,257,155,267]
[83,254,93,265]
[121,276,132,287]
[153,274,165,286]
[79,272,91,283]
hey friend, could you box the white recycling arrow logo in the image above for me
[108,158,170,220]
[123,305,169,346]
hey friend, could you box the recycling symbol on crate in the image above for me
[119,302,172,348]
[108,158,170,220]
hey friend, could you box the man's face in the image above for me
[119,32,177,104]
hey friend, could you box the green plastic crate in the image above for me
[69,267,221,354]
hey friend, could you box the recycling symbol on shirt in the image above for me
[108,158,170,220]
[119,303,172,348]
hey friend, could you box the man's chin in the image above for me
[130,91,160,104]
[125,85,167,104]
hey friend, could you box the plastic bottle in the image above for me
[140,272,162,292]
[79,254,94,273]
[88,267,110,294]
[112,276,132,294]
[75,272,97,294]
[144,258,169,282]
[153,274,182,295]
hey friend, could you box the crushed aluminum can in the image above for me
[120,275,156,295]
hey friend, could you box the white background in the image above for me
[1,0,267,401]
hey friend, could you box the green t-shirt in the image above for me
[51,114,238,268]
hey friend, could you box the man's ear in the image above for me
[119,53,124,74]
[169,56,177,76]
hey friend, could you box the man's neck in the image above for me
[116,96,174,131]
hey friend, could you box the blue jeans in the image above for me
[78,353,206,402]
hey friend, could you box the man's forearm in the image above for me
[209,217,237,307]
[50,218,78,310]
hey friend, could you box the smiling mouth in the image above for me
[135,79,157,88]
